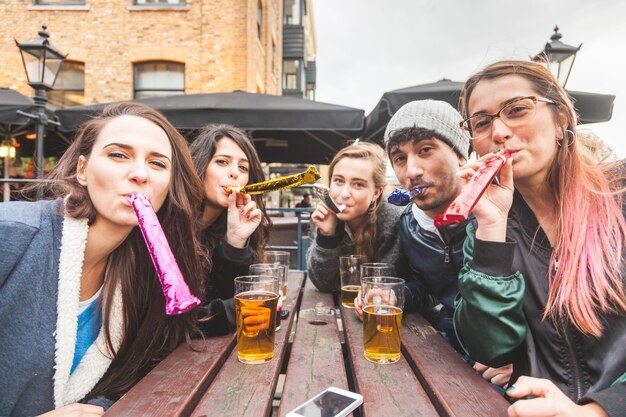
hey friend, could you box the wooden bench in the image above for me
[105,272,305,417]
[402,314,510,416]
[341,305,439,417]
[106,273,510,417]
[105,334,235,417]
[278,279,349,416]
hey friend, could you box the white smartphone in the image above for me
[286,386,363,417]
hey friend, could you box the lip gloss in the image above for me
[434,151,513,227]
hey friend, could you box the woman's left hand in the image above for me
[507,376,608,417]
[473,362,513,387]
[226,190,263,248]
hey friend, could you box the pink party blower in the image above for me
[130,193,201,315]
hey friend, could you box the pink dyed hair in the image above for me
[461,60,626,337]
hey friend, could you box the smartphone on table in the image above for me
[286,386,363,417]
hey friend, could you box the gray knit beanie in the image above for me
[384,100,470,159]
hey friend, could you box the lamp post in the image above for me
[0,138,17,202]
[532,26,582,88]
[15,25,66,184]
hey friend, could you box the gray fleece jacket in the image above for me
[306,201,408,292]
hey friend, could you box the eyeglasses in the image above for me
[460,96,555,141]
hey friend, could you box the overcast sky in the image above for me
[312,0,626,157]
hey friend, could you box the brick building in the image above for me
[0,0,316,107]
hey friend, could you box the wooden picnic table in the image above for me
[105,271,510,417]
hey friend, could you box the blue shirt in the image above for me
[71,294,102,374]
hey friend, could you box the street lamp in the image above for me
[15,24,66,182]
[532,26,582,88]
[1,138,17,202]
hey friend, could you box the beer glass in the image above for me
[250,263,284,331]
[339,255,367,308]
[360,262,395,279]
[265,250,290,300]
[361,276,405,364]
[234,275,279,364]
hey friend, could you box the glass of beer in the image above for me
[361,276,405,364]
[360,263,395,279]
[265,250,290,300]
[250,263,285,331]
[339,255,367,308]
[234,275,280,364]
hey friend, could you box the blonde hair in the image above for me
[328,142,387,261]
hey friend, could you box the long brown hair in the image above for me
[460,60,626,337]
[328,142,387,261]
[40,102,206,399]
[189,124,270,263]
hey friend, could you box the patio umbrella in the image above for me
[0,88,36,138]
[363,79,615,144]
[0,88,36,123]
[55,91,365,164]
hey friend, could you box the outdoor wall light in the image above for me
[532,26,582,88]
[14,25,66,185]
[15,25,66,90]
[1,138,16,202]
[0,139,16,159]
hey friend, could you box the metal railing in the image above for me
[266,207,314,271]
[0,178,62,202]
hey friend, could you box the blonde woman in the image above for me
[307,142,408,292]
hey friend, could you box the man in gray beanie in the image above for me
[381,99,512,390]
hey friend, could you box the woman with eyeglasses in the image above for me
[453,60,625,417]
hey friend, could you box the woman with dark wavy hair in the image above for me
[0,102,205,416]
[454,60,625,417]
[189,125,270,331]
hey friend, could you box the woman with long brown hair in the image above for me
[189,125,270,330]
[454,60,625,417]
[307,141,408,293]
[0,102,205,416]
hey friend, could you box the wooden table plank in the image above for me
[277,280,350,417]
[402,314,510,417]
[105,334,235,417]
[341,306,439,417]
[190,272,306,417]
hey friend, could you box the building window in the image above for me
[257,0,263,40]
[283,59,300,90]
[34,0,85,4]
[133,61,185,99]
[283,0,301,25]
[133,0,186,4]
[48,61,85,108]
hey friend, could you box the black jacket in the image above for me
[198,241,255,336]
[399,204,470,350]
[455,192,626,416]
